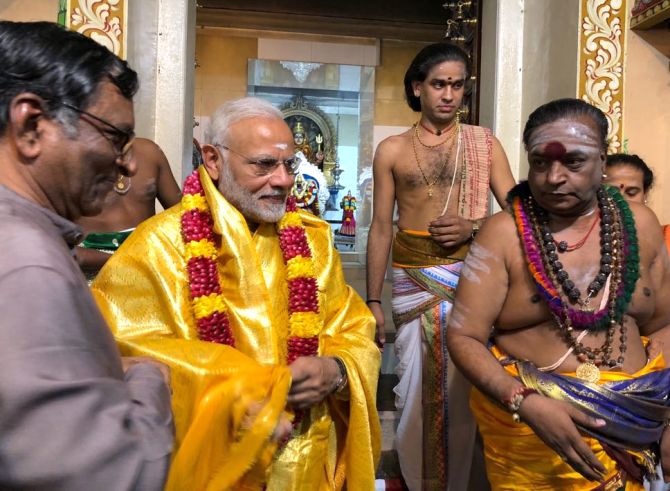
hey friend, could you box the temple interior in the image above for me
[2,0,668,487]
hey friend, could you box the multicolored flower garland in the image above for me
[507,182,639,332]
[180,170,322,364]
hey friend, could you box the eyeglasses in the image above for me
[56,101,135,163]
[216,144,299,176]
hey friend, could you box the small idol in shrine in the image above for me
[338,190,357,237]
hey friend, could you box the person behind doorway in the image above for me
[365,41,515,490]
[76,137,181,280]
[0,20,173,490]
[604,153,653,204]
[604,152,670,249]
[447,98,670,489]
[91,97,381,490]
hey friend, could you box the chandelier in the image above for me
[280,62,323,83]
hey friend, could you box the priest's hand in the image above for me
[288,356,341,410]
[428,214,473,248]
[661,425,670,482]
[518,394,607,482]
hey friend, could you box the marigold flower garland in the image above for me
[180,169,323,364]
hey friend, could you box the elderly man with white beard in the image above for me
[92,97,381,490]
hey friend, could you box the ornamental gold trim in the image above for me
[577,0,627,152]
[630,0,670,28]
[66,0,127,59]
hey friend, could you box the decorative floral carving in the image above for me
[69,0,126,58]
[578,0,626,152]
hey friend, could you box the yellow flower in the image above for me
[288,311,322,338]
[279,211,302,229]
[193,292,227,318]
[286,256,314,280]
[182,193,208,211]
[185,239,217,260]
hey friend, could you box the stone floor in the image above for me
[345,266,407,490]
[344,264,491,491]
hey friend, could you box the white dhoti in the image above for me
[392,264,480,491]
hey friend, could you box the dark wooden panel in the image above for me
[197,7,445,42]
[198,0,446,25]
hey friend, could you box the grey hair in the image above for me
[207,97,284,145]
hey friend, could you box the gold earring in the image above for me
[114,174,131,195]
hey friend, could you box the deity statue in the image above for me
[290,152,330,217]
[292,121,313,162]
[338,190,357,237]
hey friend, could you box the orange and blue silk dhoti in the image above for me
[392,230,477,491]
[471,344,670,490]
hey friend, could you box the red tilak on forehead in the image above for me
[541,141,567,160]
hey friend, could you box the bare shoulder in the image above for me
[134,137,162,155]
[471,210,517,260]
[627,200,664,260]
[491,135,512,169]
[479,210,516,241]
[374,131,411,164]
[628,200,662,230]
[133,138,169,169]
[490,134,505,151]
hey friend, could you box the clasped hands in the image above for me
[243,356,343,444]
[288,356,342,410]
[428,214,474,248]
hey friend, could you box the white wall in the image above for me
[480,0,580,185]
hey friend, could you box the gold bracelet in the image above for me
[502,386,538,423]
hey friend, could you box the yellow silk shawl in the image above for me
[92,167,381,490]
